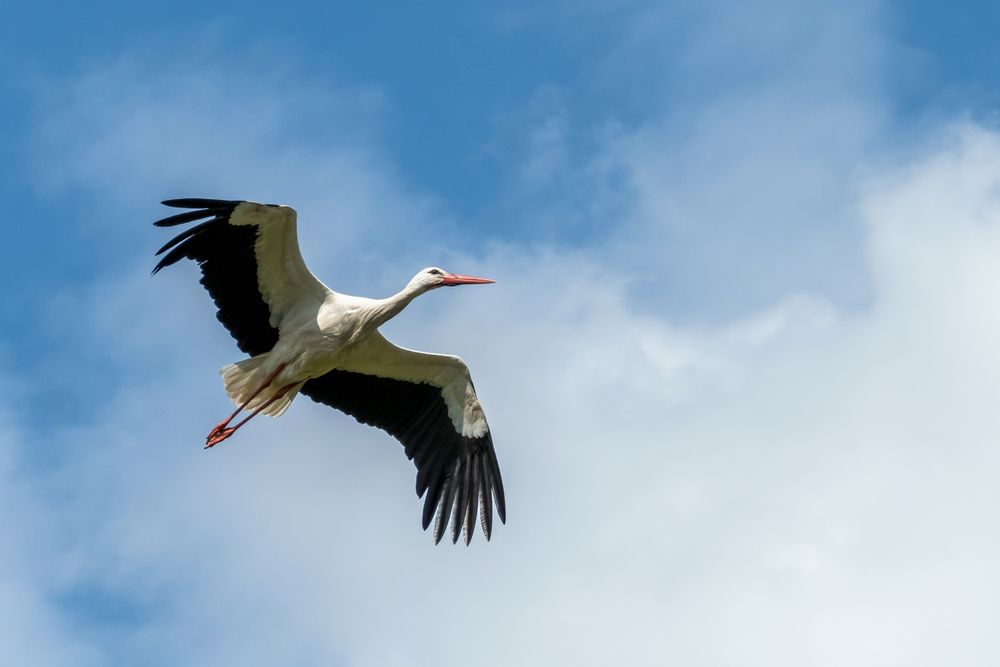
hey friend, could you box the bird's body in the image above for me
[153,198,505,544]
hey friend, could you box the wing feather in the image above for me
[479,455,493,537]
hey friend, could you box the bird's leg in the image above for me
[205,381,298,449]
[205,363,287,446]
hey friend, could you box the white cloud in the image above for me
[0,405,103,665]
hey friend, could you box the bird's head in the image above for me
[411,267,496,292]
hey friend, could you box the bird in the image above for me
[152,198,505,545]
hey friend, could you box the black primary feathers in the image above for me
[301,370,507,544]
[153,199,278,356]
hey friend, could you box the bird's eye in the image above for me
[428,269,443,276]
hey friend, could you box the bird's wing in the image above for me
[153,199,330,356]
[299,332,506,544]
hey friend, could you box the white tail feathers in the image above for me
[220,354,302,418]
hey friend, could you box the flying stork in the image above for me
[152,198,505,545]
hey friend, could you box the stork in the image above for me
[152,198,505,545]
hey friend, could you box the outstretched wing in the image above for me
[300,332,507,545]
[152,199,330,356]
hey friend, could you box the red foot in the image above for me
[206,420,229,439]
[205,427,235,449]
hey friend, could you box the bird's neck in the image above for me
[362,283,425,332]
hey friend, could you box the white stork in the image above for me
[152,198,505,544]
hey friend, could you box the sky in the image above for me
[2,1,1000,664]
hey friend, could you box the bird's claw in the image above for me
[205,427,235,449]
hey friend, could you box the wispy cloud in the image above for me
[490,0,891,318]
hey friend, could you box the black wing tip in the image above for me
[423,513,492,545]
[423,451,504,546]
[496,492,507,524]
[150,199,244,272]
[161,198,243,209]
[154,200,242,227]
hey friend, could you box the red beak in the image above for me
[441,273,496,286]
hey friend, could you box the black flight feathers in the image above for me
[301,370,507,544]
[152,199,243,271]
[161,197,243,212]
[152,199,278,356]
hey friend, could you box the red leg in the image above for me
[205,381,297,449]
[205,363,287,446]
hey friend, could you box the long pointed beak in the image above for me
[441,273,496,286]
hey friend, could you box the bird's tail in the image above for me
[220,354,302,418]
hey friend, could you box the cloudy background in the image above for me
[3,1,1000,664]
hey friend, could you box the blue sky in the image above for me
[3,1,1000,665]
